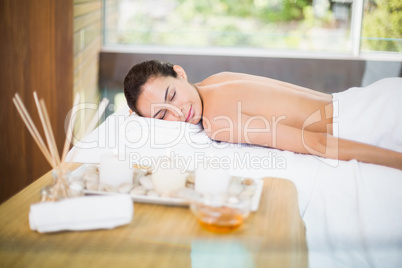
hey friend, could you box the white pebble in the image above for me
[85,181,99,191]
[244,184,257,192]
[130,186,147,196]
[239,188,255,198]
[85,165,99,174]
[69,174,84,183]
[241,178,255,186]
[118,182,134,194]
[83,173,99,183]
[160,192,175,198]
[70,180,85,189]
[185,182,195,189]
[133,169,147,183]
[139,175,154,190]
[69,182,84,197]
[186,172,195,184]
[176,188,200,201]
[146,190,159,197]
[99,183,117,193]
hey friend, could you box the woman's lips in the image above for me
[185,105,193,122]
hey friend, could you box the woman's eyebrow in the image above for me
[164,86,169,102]
[153,86,170,118]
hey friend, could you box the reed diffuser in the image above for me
[13,92,109,201]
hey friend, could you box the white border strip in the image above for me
[102,45,402,62]
[351,0,365,57]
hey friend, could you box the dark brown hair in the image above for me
[123,59,177,116]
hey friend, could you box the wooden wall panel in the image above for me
[0,0,73,203]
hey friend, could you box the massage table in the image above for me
[67,80,402,268]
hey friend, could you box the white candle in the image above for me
[195,165,230,195]
[99,153,133,187]
[151,157,187,194]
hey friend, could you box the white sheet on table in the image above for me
[304,160,402,267]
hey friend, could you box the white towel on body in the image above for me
[332,77,402,152]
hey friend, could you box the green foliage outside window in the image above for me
[113,0,401,53]
[175,0,312,22]
[119,0,338,51]
[361,0,402,52]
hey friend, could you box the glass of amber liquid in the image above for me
[190,194,251,233]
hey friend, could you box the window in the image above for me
[361,0,401,53]
[103,0,401,56]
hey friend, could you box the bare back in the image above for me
[196,72,333,137]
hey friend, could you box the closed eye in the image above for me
[171,91,176,101]
[160,109,167,120]
[154,88,175,120]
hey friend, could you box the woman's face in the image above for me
[136,66,202,125]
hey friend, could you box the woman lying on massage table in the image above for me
[124,59,402,170]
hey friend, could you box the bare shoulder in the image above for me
[199,72,284,91]
[199,71,249,85]
[200,82,249,136]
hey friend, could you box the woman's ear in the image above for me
[173,65,188,81]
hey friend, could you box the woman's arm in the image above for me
[205,112,402,170]
[319,133,402,170]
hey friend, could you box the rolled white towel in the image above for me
[29,195,133,233]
